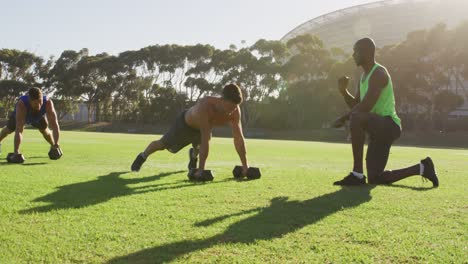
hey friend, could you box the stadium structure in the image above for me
[281,0,468,53]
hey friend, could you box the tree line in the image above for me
[1,22,467,131]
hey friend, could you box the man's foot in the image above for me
[421,157,439,187]
[188,148,198,170]
[333,173,367,186]
[131,152,146,172]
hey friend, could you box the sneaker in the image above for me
[333,173,367,186]
[131,152,146,172]
[188,148,198,170]
[421,157,439,187]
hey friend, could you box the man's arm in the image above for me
[14,101,26,154]
[46,99,60,147]
[337,69,388,122]
[197,117,212,171]
[230,108,248,173]
[338,76,360,109]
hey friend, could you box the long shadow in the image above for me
[108,186,374,263]
[382,184,433,192]
[0,161,48,166]
[20,170,186,214]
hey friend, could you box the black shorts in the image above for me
[160,111,201,153]
[364,114,401,181]
[7,113,48,131]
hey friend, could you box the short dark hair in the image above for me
[355,37,376,56]
[222,84,243,104]
[28,87,42,101]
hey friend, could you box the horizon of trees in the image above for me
[1,21,467,131]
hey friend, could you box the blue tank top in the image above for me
[13,95,48,124]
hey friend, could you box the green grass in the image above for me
[0,130,466,263]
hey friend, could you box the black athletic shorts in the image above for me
[161,111,201,153]
[364,114,401,181]
[7,113,48,131]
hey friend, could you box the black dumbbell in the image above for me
[187,169,214,181]
[232,166,262,180]
[48,146,63,160]
[6,152,25,164]
[247,167,261,179]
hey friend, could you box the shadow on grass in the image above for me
[0,161,48,166]
[108,186,375,264]
[19,170,196,214]
[382,184,434,191]
[21,162,49,166]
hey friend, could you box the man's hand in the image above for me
[338,76,350,95]
[332,116,347,128]
[48,145,63,160]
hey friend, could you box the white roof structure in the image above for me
[281,0,468,52]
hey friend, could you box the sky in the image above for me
[0,0,378,58]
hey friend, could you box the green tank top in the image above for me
[360,63,401,127]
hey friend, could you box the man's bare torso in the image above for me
[185,97,239,130]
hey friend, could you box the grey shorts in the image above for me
[161,111,201,153]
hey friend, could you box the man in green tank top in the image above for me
[332,38,439,187]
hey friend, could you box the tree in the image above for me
[434,90,464,129]
[281,34,337,128]
[0,80,30,118]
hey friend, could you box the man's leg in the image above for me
[131,139,166,172]
[366,138,392,184]
[0,126,13,156]
[373,158,438,187]
[1,114,17,155]
[333,112,368,186]
[0,126,14,143]
[143,140,166,157]
[131,111,191,172]
[350,112,366,174]
[366,117,439,187]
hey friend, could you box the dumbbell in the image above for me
[232,166,262,180]
[6,152,26,164]
[48,146,63,160]
[187,169,214,181]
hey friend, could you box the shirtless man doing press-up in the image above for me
[131,84,250,180]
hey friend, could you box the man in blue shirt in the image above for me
[0,87,62,162]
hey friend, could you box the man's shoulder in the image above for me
[195,97,213,110]
[371,66,389,84]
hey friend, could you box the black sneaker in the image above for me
[188,148,198,170]
[131,153,146,172]
[333,173,367,186]
[421,157,439,187]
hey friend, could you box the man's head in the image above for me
[353,37,376,66]
[28,87,43,112]
[220,83,243,114]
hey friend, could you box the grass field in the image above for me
[0,130,466,263]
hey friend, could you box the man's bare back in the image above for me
[185,96,240,130]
